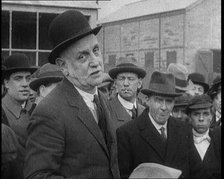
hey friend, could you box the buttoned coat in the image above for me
[189,127,221,179]
[2,94,33,165]
[116,108,191,178]
[108,96,145,129]
[24,78,120,179]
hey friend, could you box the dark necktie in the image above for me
[93,95,108,145]
[131,106,137,119]
[160,127,167,142]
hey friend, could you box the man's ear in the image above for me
[55,57,68,76]
[137,78,143,89]
[55,57,65,68]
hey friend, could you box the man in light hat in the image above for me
[2,53,37,169]
[186,94,221,179]
[117,71,191,178]
[207,75,221,128]
[108,57,146,129]
[167,63,191,93]
[187,72,209,96]
[24,10,120,179]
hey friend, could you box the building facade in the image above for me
[2,1,99,66]
[98,0,221,85]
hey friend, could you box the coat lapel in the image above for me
[112,97,132,122]
[62,78,110,158]
[165,118,185,162]
[138,108,166,160]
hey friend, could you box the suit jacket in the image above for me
[2,94,33,165]
[189,127,221,179]
[24,78,120,179]
[108,96,145,129]
[116,108,191,178]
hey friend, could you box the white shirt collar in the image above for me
[74,86,98,110]
[148,111,168,131]
[118,94,137,110]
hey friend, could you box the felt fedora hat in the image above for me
[141,71,182,97]
[29,63,64,92]
[3,53,37,78]
[108,62,146,79]
[188,72,209,93]
[48,10,102,64]
[167,63,190,92]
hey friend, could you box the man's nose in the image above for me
[21,78,29,86]
[161,100,167,110]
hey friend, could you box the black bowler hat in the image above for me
[108,63,146,79]
[2,53,37,78]
[188,73,209,93]
[141,71,182,97]
[48,10,102,64]
[29,63,64,92]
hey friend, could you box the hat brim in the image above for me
[48,25,102,64]
[141,89,182,97]
[109,66,146,79]
[187,103,212,110]
[29,76,63,92]
[3,67,38,78]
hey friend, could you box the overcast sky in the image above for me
[98,0,141,20]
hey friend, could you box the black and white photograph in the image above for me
[2,0,221,178]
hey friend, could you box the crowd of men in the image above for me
[1,10,221,179]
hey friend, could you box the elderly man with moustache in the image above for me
[24,10,120,179]
[116,71,191,178]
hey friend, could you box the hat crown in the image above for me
[167,63,188,81]
[49,10,91,48]
[188,72,205,83]
[37,63,63,78]
[141,71,181,96]
[4,53,31,69]
[187,94,212,110]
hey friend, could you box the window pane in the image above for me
[12,11,36,49]
[1,11,9,48]
[11,51,36,66]
[38,52,50,66]
[1,51,9,60]
[39,13,58,50]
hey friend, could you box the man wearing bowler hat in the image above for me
[116,71,191,178]
[24,10,120,179]
[2,53,37,168]
[187,72,209,96]
[108,57,146,129]
[186,94,221,179]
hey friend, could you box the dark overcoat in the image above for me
[116,108,191,178]
[108,96,145,129]
[24,78,120,179]
[189,127,221,179]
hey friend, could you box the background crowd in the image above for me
[1,9,221,179]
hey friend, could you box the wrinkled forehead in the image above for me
[62,34,99,56]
